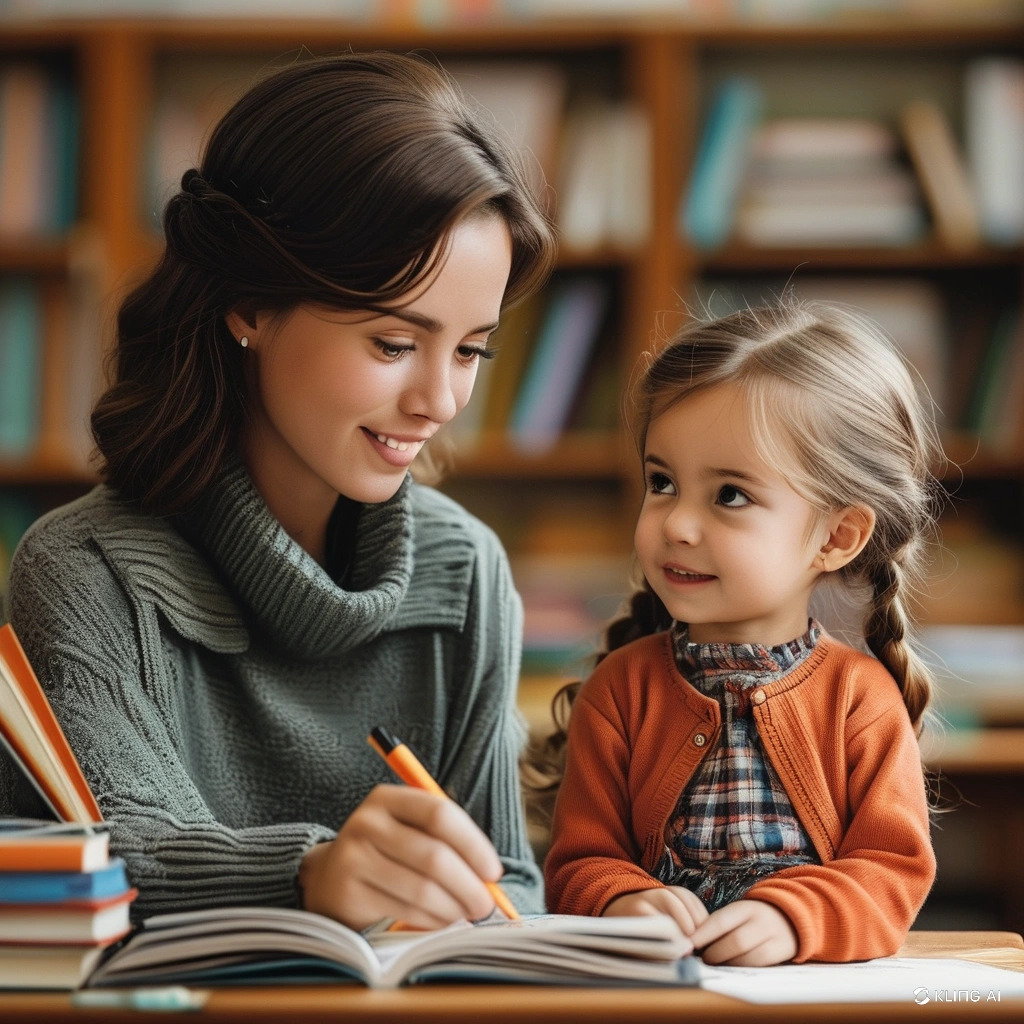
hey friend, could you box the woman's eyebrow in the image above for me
[705,466,766,486]
[382,309,499,335]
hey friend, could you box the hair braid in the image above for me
[863,555,931,732]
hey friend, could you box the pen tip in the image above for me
[369,725,400,755]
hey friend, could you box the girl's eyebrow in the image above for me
[705,466,766,486]
[379,308,499,336]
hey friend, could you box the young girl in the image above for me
[542,302,939,966]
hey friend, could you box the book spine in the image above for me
[0,278,43,459]
[680,77,763,250]
[509,278,608,454]
[965,58,1024,245]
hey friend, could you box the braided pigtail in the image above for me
[520,579,672,842]
[863,554,932,734]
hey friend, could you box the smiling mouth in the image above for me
[664,567,716,582]
[368,431,427,452]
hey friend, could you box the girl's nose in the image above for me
[663,502,701,545]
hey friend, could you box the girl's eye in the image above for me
[457,345,495,363]
[373,338,413,360]
[647,472,676,496]
[718,485,751,508]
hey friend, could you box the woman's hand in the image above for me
[602,885,707,938]
[689,899,797,966]
[298,784,503,931]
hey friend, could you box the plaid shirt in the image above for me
[652,622,821,911]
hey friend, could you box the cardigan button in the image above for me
[693,732,707,747]
[751,688,767,706]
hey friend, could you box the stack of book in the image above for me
[0,820,135,990]
[734,117,926,248]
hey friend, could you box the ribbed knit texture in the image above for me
[0,462,541,919]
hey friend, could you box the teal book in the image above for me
[963,306,1020,434]
[508,277,609,455]
[0,859,129,904]
[679,76,763,250]
[0,278,43,459]
[48,73,80,233]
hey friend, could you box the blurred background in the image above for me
[0,0,1022,935]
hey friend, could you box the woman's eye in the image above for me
[718,485,751,508]
[457,345,495,362]
[373,338,413,360]
[647,472,676,496]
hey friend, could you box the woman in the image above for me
[1,51,556,930]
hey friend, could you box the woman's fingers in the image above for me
[373,785,503,883]
[360,846,474,926]
[357,808,496,921]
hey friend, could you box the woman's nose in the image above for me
[401,364,458,425]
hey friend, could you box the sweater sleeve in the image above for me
[745,699,936,962]
[545,684,664,915]
[435,525,543,915]
[4,531,335,920]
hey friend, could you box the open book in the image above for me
[88,907,698,989]
[0,624,102,824]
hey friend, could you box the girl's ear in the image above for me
[816,505,876,572]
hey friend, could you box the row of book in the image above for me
[0,271,103,470]
[683,59,1024,250]
[450,275,618,455]
[148,54,651,254]
[0,493,37,617]
[0,64,79,239]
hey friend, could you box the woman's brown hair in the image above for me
[92,51,556,514]
[524,301,943,826]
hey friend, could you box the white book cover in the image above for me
[965,58,1024,244]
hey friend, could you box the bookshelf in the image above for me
[1,9,1024,930]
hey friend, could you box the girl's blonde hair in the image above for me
[524,300,943,817]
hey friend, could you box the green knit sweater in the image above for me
[0,462,542,918]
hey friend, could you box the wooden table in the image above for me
[0,932,1021,1023]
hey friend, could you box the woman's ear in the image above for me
[225,309,258,348]
[815,505,876,573]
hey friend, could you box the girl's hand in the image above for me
[689,899,798,966]
[602,885,707,937]
[298,784,503,931]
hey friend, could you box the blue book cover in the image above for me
[509,278,609,455]
[679,76,763,250]
[0,278,42,459]
[0,858,129,903]
[49,73,80,233]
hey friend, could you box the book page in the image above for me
[699,957,1024,1004]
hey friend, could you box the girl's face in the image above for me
[634,384,829,646]
[233,214,512,506]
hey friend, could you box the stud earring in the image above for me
[239,336,249,348]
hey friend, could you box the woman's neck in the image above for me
[241,426,339,566]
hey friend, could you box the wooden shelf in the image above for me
[695,242,1024,274]
[0,454,96,485]
[922,728,1024,775]
[0,237,70,273]
[450,433,627,480]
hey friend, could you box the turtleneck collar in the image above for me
[173,459,414,660]
[671,620,821,694]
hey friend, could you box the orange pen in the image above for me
[367,725,520,921]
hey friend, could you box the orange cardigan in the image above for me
[545,631,936,963]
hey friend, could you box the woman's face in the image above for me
[232,214,512,506]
